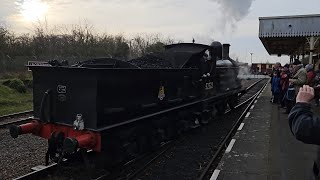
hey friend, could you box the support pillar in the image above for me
[309,36,315,64]
[307,36,319,65]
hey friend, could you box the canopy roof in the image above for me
[259,14,320,56]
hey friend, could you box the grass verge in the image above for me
[0,83,32,116]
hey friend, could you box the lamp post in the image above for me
[250,53,253,75]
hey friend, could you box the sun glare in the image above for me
[21,0,49,22]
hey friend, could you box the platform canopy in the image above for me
[259,14,320,63]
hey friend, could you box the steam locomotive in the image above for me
[9,41,242,168]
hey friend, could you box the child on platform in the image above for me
[271,71,281,104]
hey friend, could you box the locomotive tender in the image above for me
[9,41,242,167]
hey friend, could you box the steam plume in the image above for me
[211,0,254,29]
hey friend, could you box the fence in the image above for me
[238,74,270,79]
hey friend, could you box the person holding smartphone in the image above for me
[289,85,320,179]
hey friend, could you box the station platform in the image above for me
[213,84,319,180]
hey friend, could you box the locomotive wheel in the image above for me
[136,123,155,153]
[166,120,177,140]
[216,102,227,115]
[46,131,65,165]
[152,117,170,143]
[177,111,190,133]
[211,107,217,120]
[201,110,210,124]
[137,135,149,153]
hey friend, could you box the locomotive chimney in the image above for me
[222,44,230,60]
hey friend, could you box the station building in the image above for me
[251,63,274,74]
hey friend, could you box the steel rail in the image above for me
[125,141,175,180]
[197,79,269,180]
[94,141,173,180]
[13,163,58,180]
[0,110,34,129]
[13,142,172,180]
[245,78,265,91]
[0,110,33,120]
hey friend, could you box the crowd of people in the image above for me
[270,59,320,113]
[270,59,320,179]
[263,59,320,179]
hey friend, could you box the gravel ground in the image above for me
[0,128,47,180]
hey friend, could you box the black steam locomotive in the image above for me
[10,41,242,168]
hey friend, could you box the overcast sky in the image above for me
[1,0,320,64]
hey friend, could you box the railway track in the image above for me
[0,110,33,120]
[197,79,268,180]
[112,79,268,180]
[0,110,33,128]
[11,79,267,180]
[245,78,264,91]
[132,79,268,180]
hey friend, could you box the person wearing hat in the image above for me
[287,59,307,112]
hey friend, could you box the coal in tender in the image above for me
[128,53,173,69]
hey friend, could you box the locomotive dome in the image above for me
[210,41,222,48]
[210,41,223,59]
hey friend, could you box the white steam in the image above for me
[238,65,251,76]
[211,0,254,30]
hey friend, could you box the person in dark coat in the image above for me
[271,71,281,103]
[280,64,290,107]
[289,85,320,180]
[314,64,320,106]
[270,62,281,102]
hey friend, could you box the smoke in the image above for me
[238,65,251,76]
[211,0,254,30]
